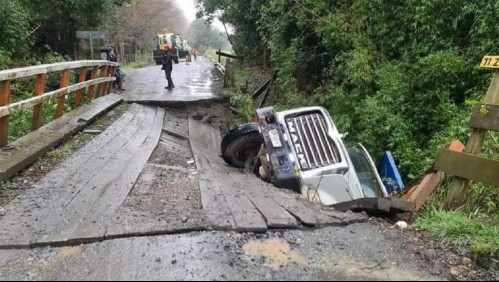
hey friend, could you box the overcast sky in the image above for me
[173,0,226,32]
[174,0,196,22]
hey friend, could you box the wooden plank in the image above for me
[401,186,418,200]
[0,95,124,182]
[228,194,267,232]
[30,103,138,186]
[191,143,236,229]
[0,77,114,118]
[332,198,391,213]
[0,80,10,147]
[446,70,499,209]
[190,132,264,232]
[469,103,499,131]
[436,149,499,187]
[0,104,149,247]
[404,140,465,210]
[34,106,154,244]
[77,93,122,122]
[50,105,149,190]
[31,74,46,131]
[55,69,71,118]
[73,67,87,108]
[160,134,191,154]
[389,198,416,212]
[272,195,318,227]
[332,198,414,214]
[163,110,189,139]
[249,196,298,228]
[197,175,235,229]
[0,60,118,81]
[68,108,165,242]
[251,79,270,99]
[409,172,444,211]
[188,118,221,153]
[258,79,272,109]
[215,50,242,59]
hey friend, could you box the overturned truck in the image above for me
[221,106,413,213]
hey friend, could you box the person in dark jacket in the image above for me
[161,44,174,90]
[106,46,125,91]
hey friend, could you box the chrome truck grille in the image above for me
[286,113,341,171]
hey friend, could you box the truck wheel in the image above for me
[221,123,262,168]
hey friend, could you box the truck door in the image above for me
[347,144,388,198]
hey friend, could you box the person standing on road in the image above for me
[161,44,174,90]
[192,49,198,61]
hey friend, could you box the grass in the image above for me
[413,208,499,268]
[46,143,73,159]
[120,54,153,73]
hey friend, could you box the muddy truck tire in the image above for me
[221,123,262,168]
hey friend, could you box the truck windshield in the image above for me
[157,35,172,49]
[347,146,385,198]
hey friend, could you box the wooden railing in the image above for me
[439,56,499,209]
[0,60,118,148]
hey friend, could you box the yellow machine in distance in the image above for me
[153,29,189,65]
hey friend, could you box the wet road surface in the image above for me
[0,224,440,281]
[123,57,223,103]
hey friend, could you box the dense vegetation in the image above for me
[196,0,499,260]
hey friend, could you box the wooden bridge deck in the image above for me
[0,59,366,249]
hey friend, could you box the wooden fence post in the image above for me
[96,65,108,98]
[74,67,87,109]
[105,66,115,95]
[55,69,71,119]
[86,66,99,101]
[444,69,499,209]
[0,80,10,147]
[32,74,47,131]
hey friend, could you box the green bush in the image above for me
[0,0,30,59]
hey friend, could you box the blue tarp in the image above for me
[378,151,404,194]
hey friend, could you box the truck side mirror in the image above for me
[339,132,349,139]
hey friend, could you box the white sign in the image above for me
[76,31,106,39]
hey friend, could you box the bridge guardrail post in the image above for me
[74,67,88,109]
[32,74,47,131]
[0,80,10,147]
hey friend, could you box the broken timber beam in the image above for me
[402,140,465,213]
